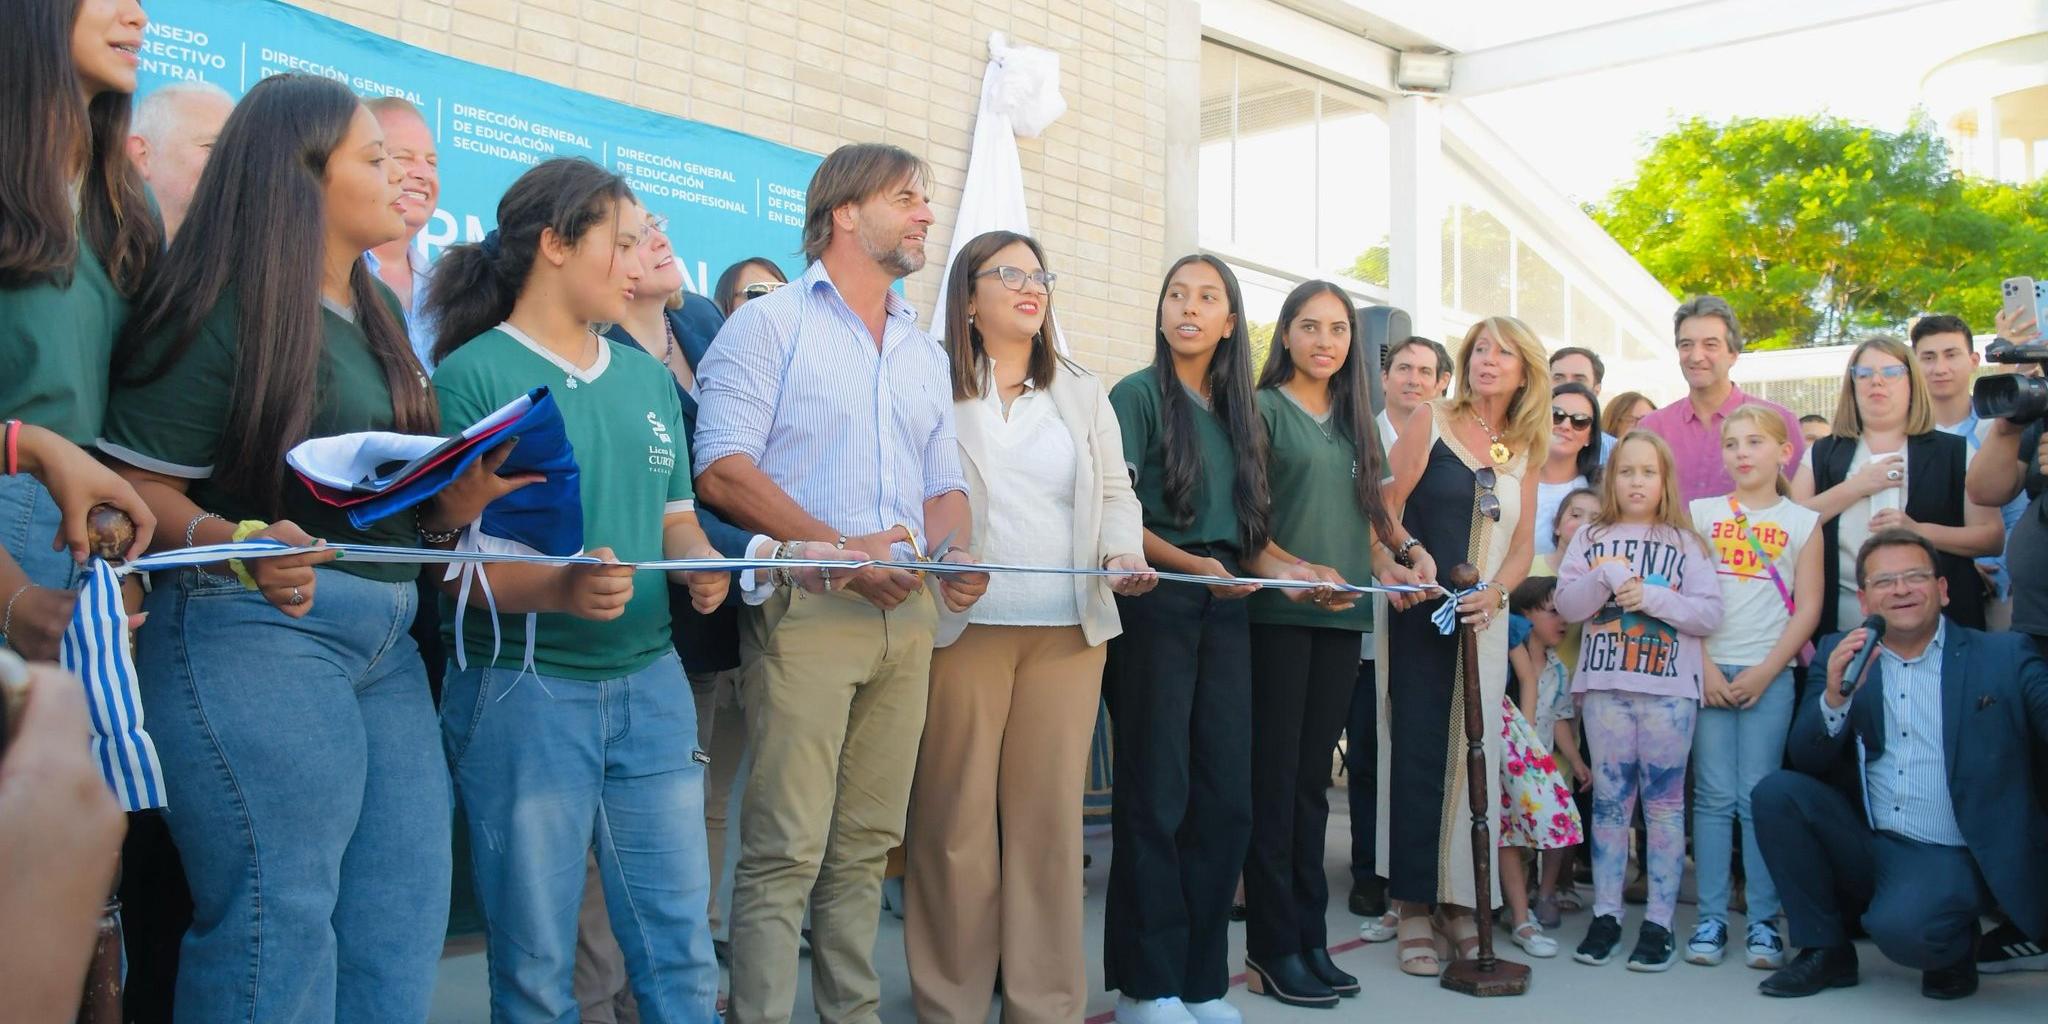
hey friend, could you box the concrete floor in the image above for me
[429,796,2046,1023]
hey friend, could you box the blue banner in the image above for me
[136,0,816,295]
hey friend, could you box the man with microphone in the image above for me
[1751,528,2048,1000]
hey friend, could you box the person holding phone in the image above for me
[1792,335,2001,653]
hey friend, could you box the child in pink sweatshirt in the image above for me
[1553,431,1723,973]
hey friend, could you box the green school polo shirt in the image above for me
[432,326,693,681]
[1109,365,1242,552]
[100,289,420,582]
[1248,388,1380,632]
[0,246,125,444]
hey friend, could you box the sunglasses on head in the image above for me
[1475,466,1501,523]
[1552,408,1593,429]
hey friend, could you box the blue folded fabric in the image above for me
[346,387,584,557]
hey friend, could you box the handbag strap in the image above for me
[1727,495,1796,615]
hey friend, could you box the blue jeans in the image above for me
[0,473,80,593]
[1691,662,1795,925]
[443,650,717,1024]
[139,567,449,1023]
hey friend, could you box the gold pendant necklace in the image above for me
[1471,409,1510,465]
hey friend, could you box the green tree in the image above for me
[1248,320,1275,371]
[1592,114,2048,347]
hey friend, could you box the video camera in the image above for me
[1972,339,2048,423]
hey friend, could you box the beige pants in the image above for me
[571,668,743,1023]
[903,624,1106,1024]
[726,587,938,1024]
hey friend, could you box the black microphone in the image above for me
[1837,614,1887,700]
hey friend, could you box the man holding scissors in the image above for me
[693,143,987,1024]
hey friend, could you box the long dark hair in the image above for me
[1551,381,1604,484]
[1152,254,1270,553]
[114,74,433,515]
[1256,280,1394,540]
[712,256,786,316]
[941,230,1074,401]
[425,158,636,361]
[0,0,160,292]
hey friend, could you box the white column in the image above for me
[1162,0,1203,261]
[1976,100,2003,181]
[1388,94,1442,333]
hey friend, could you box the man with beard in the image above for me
[693,143,988,1024]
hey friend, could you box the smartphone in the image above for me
[2035,280,2048,333]
[2003,276,2037,333]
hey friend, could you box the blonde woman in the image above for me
[1791,333,2001,643]
[1374,316,1549,976]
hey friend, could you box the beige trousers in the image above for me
[725,587,938,1024]
[903,624,1106,1024]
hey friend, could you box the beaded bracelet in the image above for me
[1,582,35,646]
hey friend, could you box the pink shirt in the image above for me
[1636,385,1806,503]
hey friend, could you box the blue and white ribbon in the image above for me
[1430,586,1487,636]
[63,539,1442,809]
[60,559,164,812]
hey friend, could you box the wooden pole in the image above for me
[1439,562,1530,997]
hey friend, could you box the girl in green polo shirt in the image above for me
[1102,254,1322,1021]
[1241,281,1410,1008]
[99,74,517,1021]
[420,156,728,1021]
[0,0,163,644]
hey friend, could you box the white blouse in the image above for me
[966,384,1082,627]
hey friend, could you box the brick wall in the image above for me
[289,0,1171,376]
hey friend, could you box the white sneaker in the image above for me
[1359,910,1399,943]
[1115,996,1196,1024]
[1182,998,1243,1024]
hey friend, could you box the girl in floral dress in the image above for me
[1501,575,1585,957]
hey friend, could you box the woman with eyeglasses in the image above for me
[1372,316,1547,978]
[711,256,786,317]
[1603,391,1655,440]
[1791,333,2001,648]
[1535,383,1603,558]
[902,230,1153,1024]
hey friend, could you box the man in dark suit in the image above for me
[1753,528,2048,1000]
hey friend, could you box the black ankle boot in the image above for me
[1245,953,1340,1008]
[1302,947,1359,997]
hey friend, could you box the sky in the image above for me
[1433,0,2014,203]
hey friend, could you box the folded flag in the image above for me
[288,387,583,558]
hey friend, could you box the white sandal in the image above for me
[1511,920,1559,958]
[1360,910,1399,943]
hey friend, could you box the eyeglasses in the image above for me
[973,265,1057,293]
[740,281,783,300]
[643,213,670,236]
[1850,365,1908,381]
[1864,568,1936,593]
[1475,466,1501,522]
[1552,408,1593,430]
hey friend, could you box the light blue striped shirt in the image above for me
[1820,620,1965,846]
[693,260,965,551]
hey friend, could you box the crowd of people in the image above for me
[3,3,2046,1024]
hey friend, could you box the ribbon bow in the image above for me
[1430,586,1487,636]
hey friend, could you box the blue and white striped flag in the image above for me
[60,559,165,811]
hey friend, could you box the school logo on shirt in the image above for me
[646,411,675,473]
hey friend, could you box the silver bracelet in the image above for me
[185,511,227,549]
[2,583,36,647]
